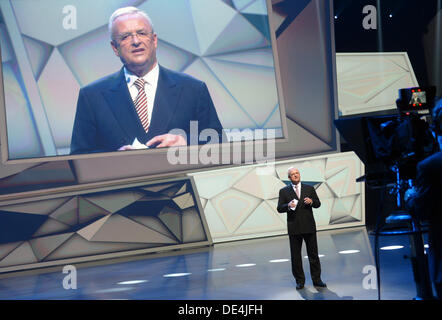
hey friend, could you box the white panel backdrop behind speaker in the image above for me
[190,151,365,243]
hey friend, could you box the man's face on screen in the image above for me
[111,13,157,76]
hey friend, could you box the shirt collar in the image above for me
[291,182,301,189]
[124,63,159,87]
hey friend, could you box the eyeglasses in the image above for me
[115,30,154,44]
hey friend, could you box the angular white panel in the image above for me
[0,242,38,267]
[208,47,274,68]
[200,198,207,208]
[49,197,78,226]
[212,189,261,233]
[85,214,177,244]
[157,39,196,72]
[233,167,285,200]
[78,198,110,224]
[84,191,144,214]
[189,0,237,54]
[182,208,205,242]
[12,0,139,46]
[265,199,287,224]
[176,183,187,195]
[241,0,268,15]
[130,216,176,240]
[33,218,71,237]
[2,63,42,158]
[204,57,278,127]
[173,193,195,210]
[316,182,335,199]
[263,104,283,129]
[22,35,53,80]
[77,214,111,241]
[314,198,332,227]
[351,195,363,221]
[330,195,357,223]
[205,12,268,55]
[203,199,229,237]
[46,234,152,261]
[0,242,21,261]
[183,58,256,129]
[0,197,70,215]
[232,0,253,11]
[326,167,350,198]
[192,166,252,199]
[0,23,14,62]
[37,48,80,150]
[29,233,74,261]
[336,53,419,116]
[235,201,285,234]
[58,25,122,87]
[139,0,202,55]
[158,207,182,241]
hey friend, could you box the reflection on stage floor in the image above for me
[0,226,423,300]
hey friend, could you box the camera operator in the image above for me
[406,97,442,300]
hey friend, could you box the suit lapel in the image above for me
[287,185,297,200]
[146,66,182,141]
[102,68,147,141]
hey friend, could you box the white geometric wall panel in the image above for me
[190,151,365,243]
[0,177,211,273]
[336,52,419,116]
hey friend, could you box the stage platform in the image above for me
[0,226,424,300]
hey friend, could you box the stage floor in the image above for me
[0,226,427,300]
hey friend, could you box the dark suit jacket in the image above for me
[413,150,442,284]
[277,183,321,235]
[70,65,223,154]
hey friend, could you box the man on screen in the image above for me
[70,7,223,154]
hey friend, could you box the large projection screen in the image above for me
[0,0,338,195]
[0,0,287,163]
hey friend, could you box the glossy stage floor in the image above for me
[0,226,427,300]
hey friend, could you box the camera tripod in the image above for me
[371,165,434,300]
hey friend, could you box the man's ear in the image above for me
[110,40,119,57]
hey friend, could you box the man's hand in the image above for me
[289,199,298,209]
[118,145,136,151]
[303,197,313,205]
[146,134,187,148]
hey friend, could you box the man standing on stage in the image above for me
[277,167,326,290]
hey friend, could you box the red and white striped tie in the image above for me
[134,78,149,132]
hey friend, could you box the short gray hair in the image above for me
[287,167,299,177]
[108,6,154,40]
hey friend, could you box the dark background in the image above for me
[333,0,441,229]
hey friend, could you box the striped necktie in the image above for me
[134,78,149,132]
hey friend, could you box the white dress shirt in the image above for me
[289,182,301,211]
[124,63,159,125]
